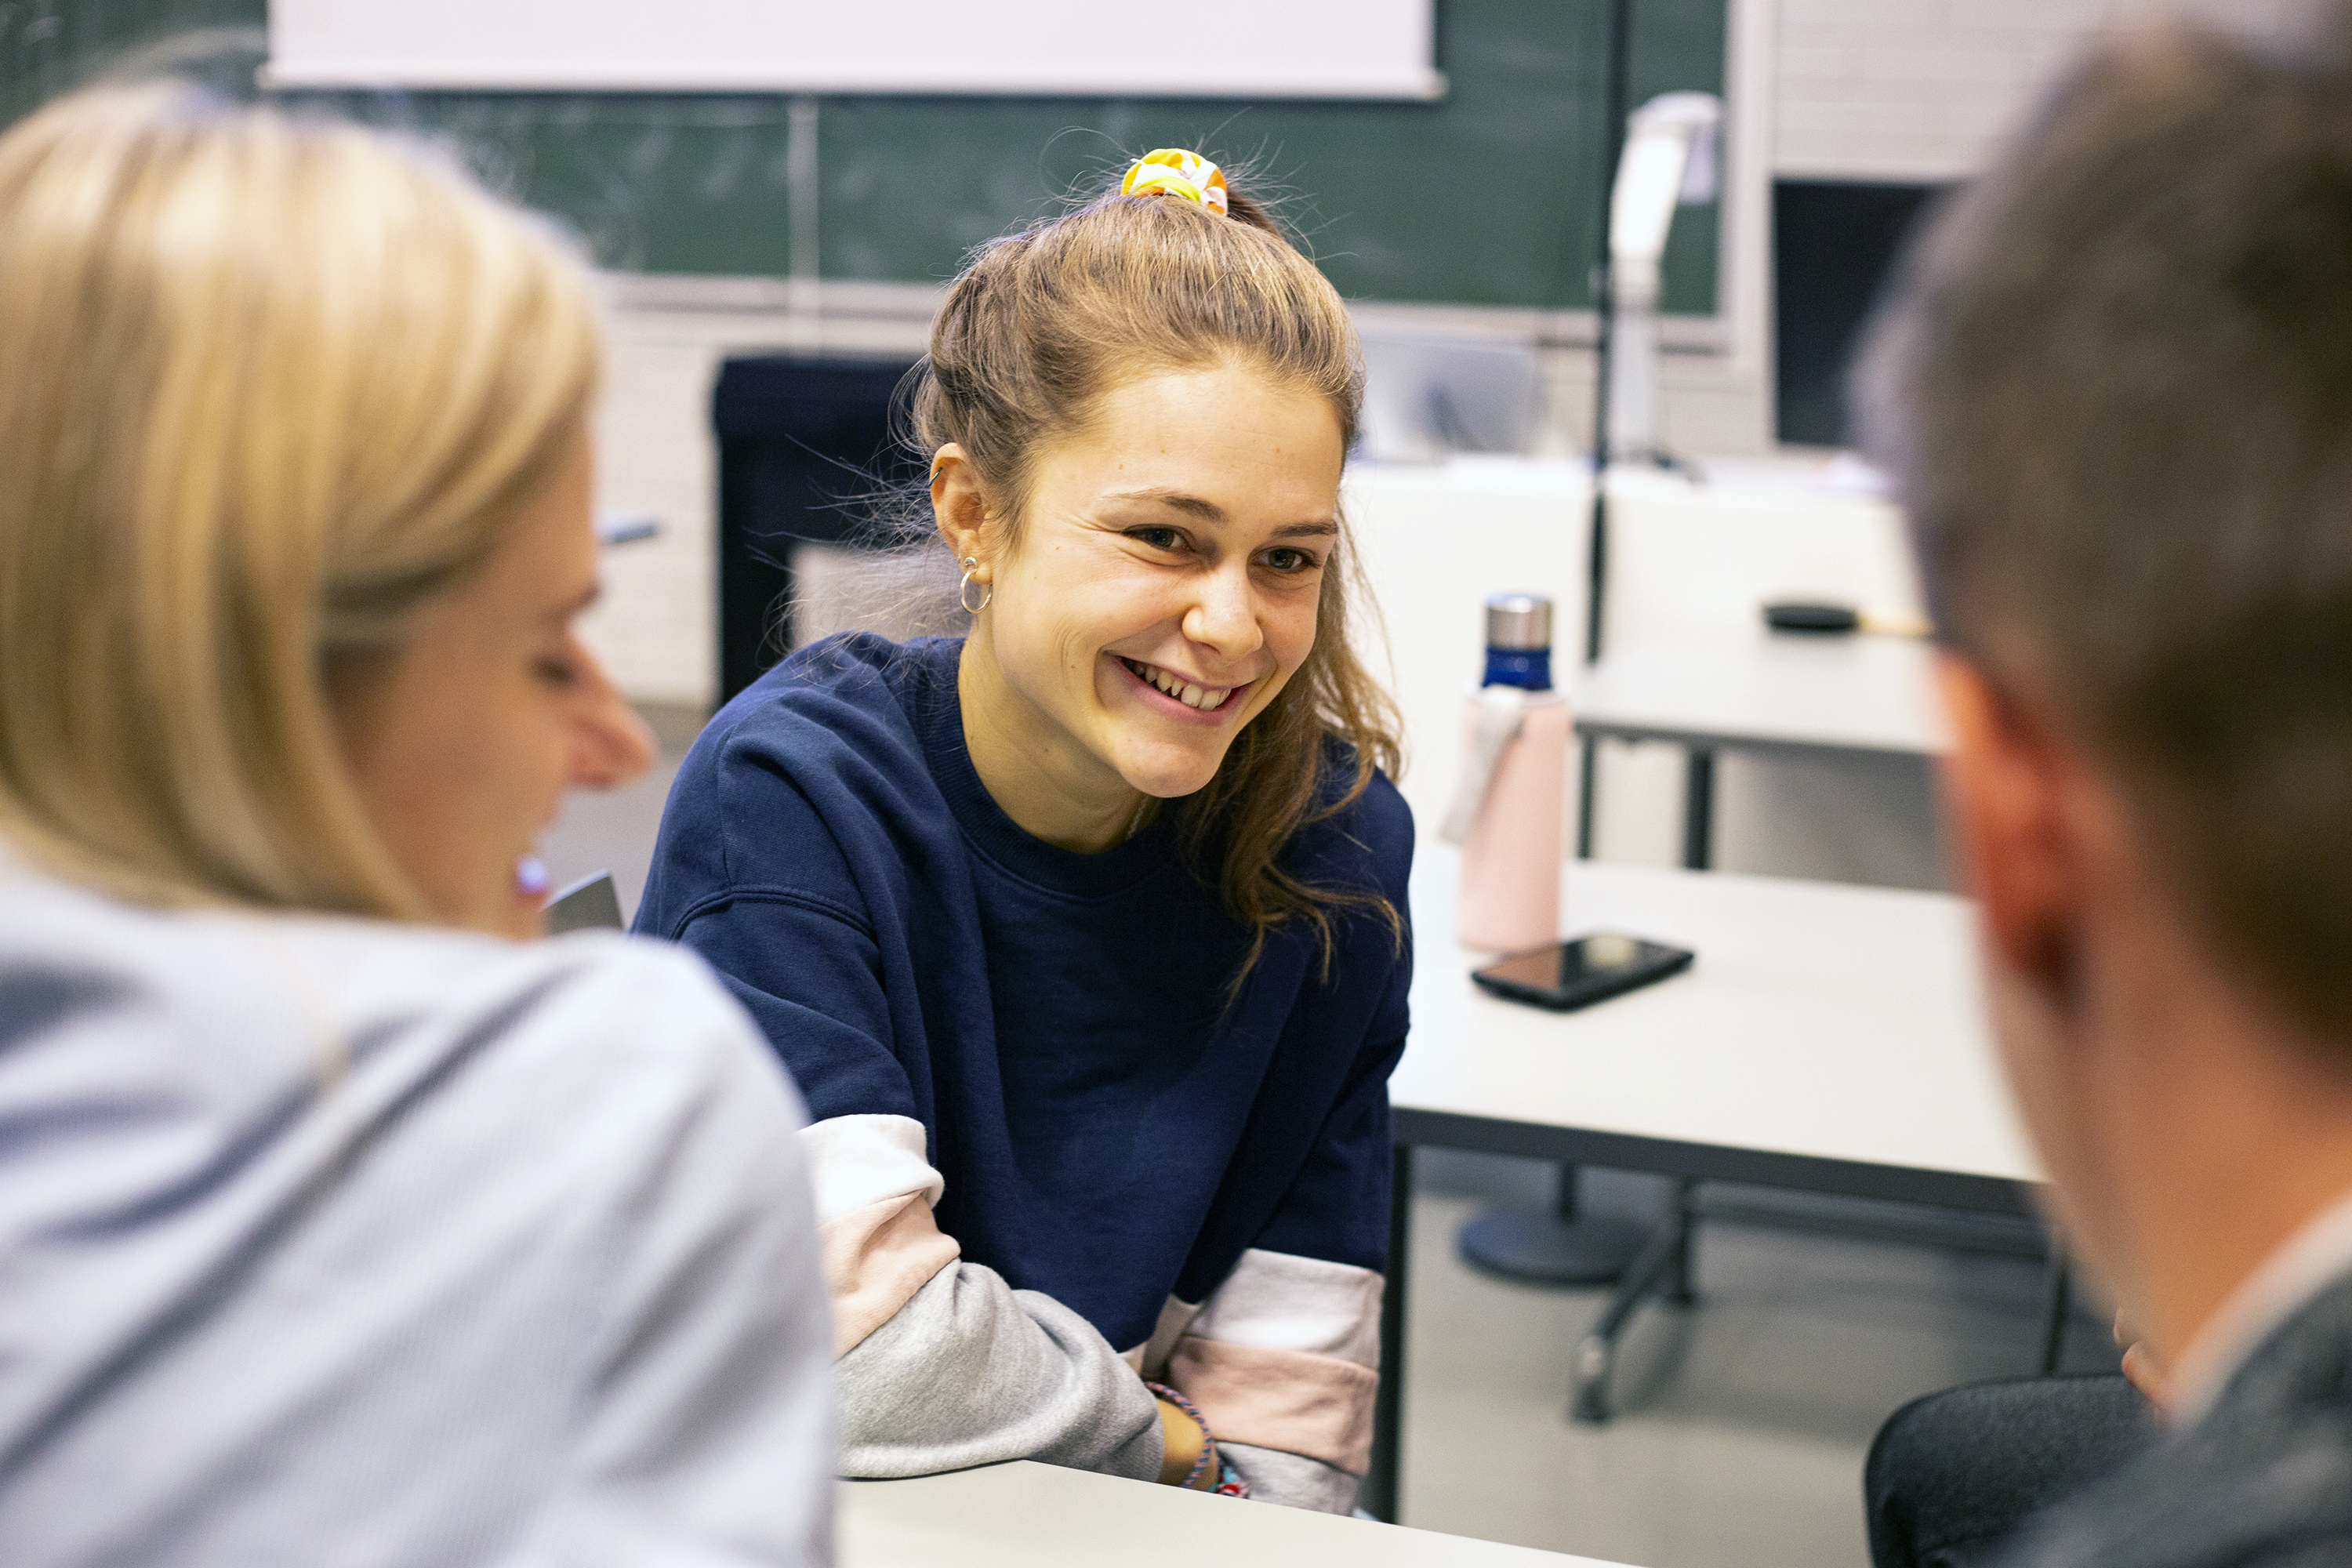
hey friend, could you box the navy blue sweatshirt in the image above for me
[634,633,1414,1355]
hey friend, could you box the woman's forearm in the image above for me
[806,1112,1163,1481]
[833,1258,1163,1481]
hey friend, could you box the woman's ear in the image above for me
[930,444,993,574]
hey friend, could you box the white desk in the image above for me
[1396,852,2030,1192]
[840,1461,1619,1567]
[1573,633,1948,762]
[1570,632,1947,870]
[1366,851,2039,1515]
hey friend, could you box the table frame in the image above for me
[1362,1109,2038,1524]
[1578,720,1910,880]
[1573,636,1948,877]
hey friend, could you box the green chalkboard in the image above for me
[1,0,1725,312]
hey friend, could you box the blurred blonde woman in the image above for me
[0,86,832,1564]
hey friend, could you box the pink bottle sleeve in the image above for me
[1457,691,1570,952]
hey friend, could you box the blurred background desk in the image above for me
[1572,633,1947,869]
[1573,633,1944,762]
[841,1461,1617,1568]
[1367,849,2038,1516]
[1345,457,1944,891]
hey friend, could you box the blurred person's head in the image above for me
[0,85,651,938]
[913,157,1399,975]
[1860,7,2352,1363]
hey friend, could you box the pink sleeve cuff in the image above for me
[820,1191,960,1355]
[1167,1334,1379,1475]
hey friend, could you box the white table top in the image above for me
[1393,851,2038,1192]
[1571,633,1949,760]
[840,1461,1618,1566]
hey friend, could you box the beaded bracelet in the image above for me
[1143,1381,1217,1490]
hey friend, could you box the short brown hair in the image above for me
[1858,9,2352,1040]
[0,84,598,917]
[911,175,1401,982]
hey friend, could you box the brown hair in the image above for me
[910,173,1403,982]
[1856,9,2352,1041]
[0,84,599,916]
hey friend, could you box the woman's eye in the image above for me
[1128,527,1187,552]
[1261,546,1320,573]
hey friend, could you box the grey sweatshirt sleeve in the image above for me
[1219,1445,1363,1513]
[833,1263,1163,1481]
[803,1113,1163,1483]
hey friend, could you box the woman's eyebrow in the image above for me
[1103,486,1223,521]
[1103,490,1338,539]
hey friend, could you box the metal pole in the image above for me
[1576,0,1634,859]
[1587,0,1633,662]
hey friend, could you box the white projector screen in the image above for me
[265,0,1444,100]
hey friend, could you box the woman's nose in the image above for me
[568,645,656,790]
[1182,564,1265,661]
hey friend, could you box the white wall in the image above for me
[582,0,2313,712]
[1774,0,2310,181]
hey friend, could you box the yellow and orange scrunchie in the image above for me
[1121,149,1229,216]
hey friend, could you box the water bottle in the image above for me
[1440,593,1570,952]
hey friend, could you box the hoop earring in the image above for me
[958,556,993,615]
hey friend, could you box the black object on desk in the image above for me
[1473,934,1694,1011]
[1764,599,1862,634]
[714,354,922,704]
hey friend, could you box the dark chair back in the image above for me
[713,354,921,704]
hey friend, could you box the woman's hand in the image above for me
[2114,1310,2172,1406]
[1153,1396,1218,1490]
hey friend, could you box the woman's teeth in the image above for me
[1123,657,1235,712]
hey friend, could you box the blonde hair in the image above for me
[912,176,1403,984]
[0,84,600,917]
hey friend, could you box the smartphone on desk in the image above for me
[1472,933,1694,1012]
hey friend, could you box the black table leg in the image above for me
[1683,748,1717,872]
[1570,1178,1698,1424]
[1364,1142,1414,1523]
[1576,734,1600,859]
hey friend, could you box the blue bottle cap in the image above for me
[1482,593,1554,690]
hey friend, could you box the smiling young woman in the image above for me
[635,159,1410,1511]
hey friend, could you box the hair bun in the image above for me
[1121,149,1229,216]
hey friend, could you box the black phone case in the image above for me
[1471,944,1694,1012]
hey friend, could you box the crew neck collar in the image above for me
[906,638,1178,899]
